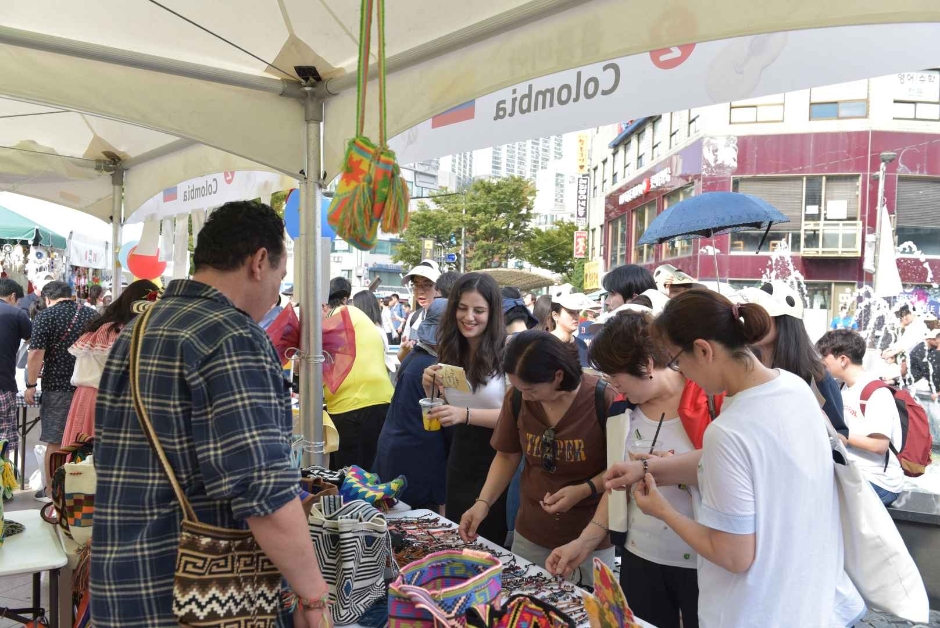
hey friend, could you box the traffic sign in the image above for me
[445,253,458,263]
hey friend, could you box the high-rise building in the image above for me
[439,153,473,190]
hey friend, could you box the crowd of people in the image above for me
[2,198,934,627]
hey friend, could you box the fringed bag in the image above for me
[327,0,410,250]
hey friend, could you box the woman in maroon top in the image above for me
[459,330,615,586]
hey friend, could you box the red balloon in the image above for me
[126,246,167,280]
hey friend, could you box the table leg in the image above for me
[32,571,40,622]
[19,406,27,490]
[50,568,60,628]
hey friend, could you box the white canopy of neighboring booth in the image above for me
[3,0,940,465]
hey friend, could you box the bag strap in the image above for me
[355,0,388,144]
[129,306,198,523]
[594,379,609,431]
[57,303,83,345]
[859,380,890,414]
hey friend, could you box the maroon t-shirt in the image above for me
[491,375,614,549]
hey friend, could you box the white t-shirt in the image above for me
[381,308,394,334]
[696,370,842,627]
[625,409,698,568]
[444,371,507,410]
[894,319,929,357]
[841,373,904,494]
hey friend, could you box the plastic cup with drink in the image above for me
[420,398,444,431]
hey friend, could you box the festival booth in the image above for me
[64,232,109,301]
[0,204,68,293]
[3,2,940,625]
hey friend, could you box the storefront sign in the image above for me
[576,133,590,174]
[618,168,672,206]
[576,175,589,227]
[894,71,940,103]
[67,233,108,270]
[574,231,588,259]
[583,260,601,291]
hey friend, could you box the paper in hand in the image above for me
[438,364,471,393]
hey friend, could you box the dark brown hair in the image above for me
[503,330,582,392]
[436,273,506,390]
[589,311,670,378]
[816,329,866,366]
[85,279,159,334]
[532,295,553,331]
[653,289,771,358]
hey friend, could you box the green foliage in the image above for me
[565,258,585,292]
[392,202,461,270]
[521,221,578,277]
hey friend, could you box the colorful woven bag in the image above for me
[340,464,407,512]
[479,594,575,628]
[388,549,503,627]
[327,0,410,250]
[582,558,644,628]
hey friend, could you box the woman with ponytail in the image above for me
[604,289,850,627]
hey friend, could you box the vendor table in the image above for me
[348,508,655,628]
[0,509,67,628]
[13,391,41,490]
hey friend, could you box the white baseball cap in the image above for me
[587,289,669,333]
[654,264,697,292]
[553,292,593,312]
[403,259,441,284]
[732,281,804,319]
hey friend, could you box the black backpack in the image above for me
[510,379,610,429]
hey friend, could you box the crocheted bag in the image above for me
[583,558,644,628]
[340,465,406,512]
[327,0,410,250]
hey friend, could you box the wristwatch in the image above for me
[25,383,37,389]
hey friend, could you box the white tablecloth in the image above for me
[348,508,654,628]
[0,509,68,577]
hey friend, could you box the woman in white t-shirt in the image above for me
[604,289,844,627]
[589,310,698,628]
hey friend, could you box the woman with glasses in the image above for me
[422,273,510,545]
[589,310,699,628]
[604,289,847,627]
[458,330,616,585]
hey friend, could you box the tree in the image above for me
[522,221,578,277]
[566,258,585,292]
[392,201,461,271]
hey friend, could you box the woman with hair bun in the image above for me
[604,289,848,627]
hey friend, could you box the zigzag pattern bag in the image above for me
[309,495,391,625]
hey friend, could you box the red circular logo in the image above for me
[223,171,236,185]
[649,44,696,70]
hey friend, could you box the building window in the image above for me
[633,201,656,264]
[652,117,663,160]
[731,178,804,253]
[809,79,868,120]
[669,112,681,148]
[662,185,695,259]
[637,129,647,169]
[611,149,619,186]
[590,227,597,259]
[554,173,566,205]
[893,71,940,121]
[592,166,598,198]
[601,159,608,191]
[623,140,632,179]
[688,109,701,135]
[896,178,940,256]
[609,215,628,266]
[894,101,940,120]
[730,94,785,123]
[801,175,861,255]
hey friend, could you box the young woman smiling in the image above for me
[422,273,509,544]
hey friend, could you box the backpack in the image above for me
[860,381,932,477]
[511,379,609,429]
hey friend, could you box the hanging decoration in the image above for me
[126,247,167,280]
[327,0,410,250]
[118,240,139,270]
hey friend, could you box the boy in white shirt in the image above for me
[817,329,904,506]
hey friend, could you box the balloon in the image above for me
[284,189,335,241]
[126,247,167,280]
[119,239,139,269]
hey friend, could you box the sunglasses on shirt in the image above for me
[541,427,556,473]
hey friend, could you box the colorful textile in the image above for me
[0,391,16,456]
[340,464,406,512]
[61,386,98,448]
[485,595,575,628]
[583,558,643,628]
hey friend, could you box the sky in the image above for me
[0,192,143,245]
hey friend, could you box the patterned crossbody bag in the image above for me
[130,306,282,627]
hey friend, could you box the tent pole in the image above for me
[111,167,124,299]
[711,233,721,294]
[299,92,325,467]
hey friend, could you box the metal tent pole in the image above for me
[111,167,124,299]
[299,92,326,467]
[711,232,721,294]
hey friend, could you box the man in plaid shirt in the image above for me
[92,201,329,628]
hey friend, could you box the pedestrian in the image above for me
[605,289,846,626]
[423,273,509,545]
[388,293,405,342]
[400,260,440,344]
[831,304,858,331]
[817,329,905,506]
[883,304,929,361]
[734,282,849,437]
[17,273,52,315]
[589,310,699,628]
[0,279,31,454]
[549,293,591,367]
[460,330,616,585]
[91,200,329,628]
[501,287,538,342]
[907,328,940,442]
[532,294,553,332]
[653,264,698,298]
[602,264,656,311]
[380,297,395,345]
[86,284,104,312]
[524,293,536,312]
[26,279,98,500]
[352,290,396,374]
[59,279,159,448]
[325,277,394,470]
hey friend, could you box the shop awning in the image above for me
[0,204,67,248]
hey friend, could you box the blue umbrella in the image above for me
[636,192,790,287]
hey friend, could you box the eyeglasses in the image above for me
[412,280,435,293]
[667,349,683,371]
[541,427,556,473]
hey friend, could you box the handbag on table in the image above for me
[40,433,95,544]
[308,495,392,625]
[130,306,282,627]
[388,549,503,627]
[340,464,407,512]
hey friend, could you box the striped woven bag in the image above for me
[327,0,410,250]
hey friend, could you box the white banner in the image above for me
[129,171,285,224]
[67,232,109,270]
[893,70,940,103]
[389,23,940,165]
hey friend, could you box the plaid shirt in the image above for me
[91,280,299,628]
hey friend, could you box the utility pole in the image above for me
[460,194,467,273]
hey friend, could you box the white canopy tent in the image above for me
[2,0,940,464]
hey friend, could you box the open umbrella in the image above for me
[637,192,790,288]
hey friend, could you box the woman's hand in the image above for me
[633,473,673,520]
[459,500,490,543]
[540,484,589,515]
[422,364,444,398]
[429,404,466,427]
[546,538,591,580]
[603,460,645,492]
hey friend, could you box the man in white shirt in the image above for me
[883,304,929,362]
[818,329,904,506]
